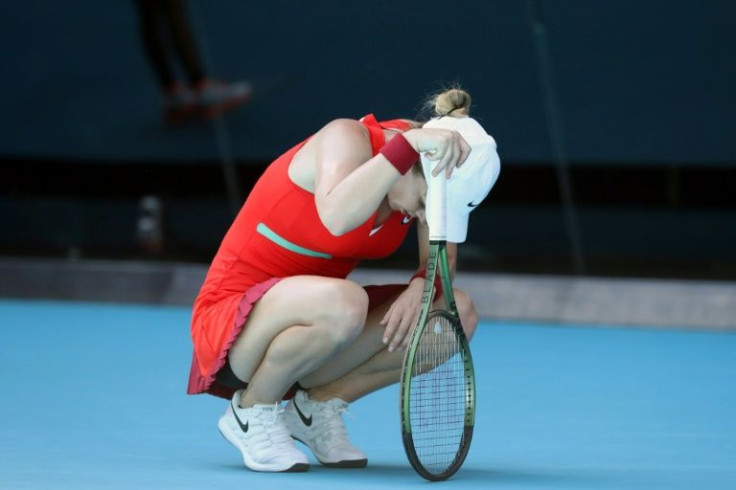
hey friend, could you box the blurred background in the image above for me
[1,0,735,282]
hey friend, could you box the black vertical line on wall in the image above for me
[527,0,586,274]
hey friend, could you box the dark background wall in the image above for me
[3,0,734,163]
[2,1,735,279]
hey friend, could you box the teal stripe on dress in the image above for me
[256,223,333,259]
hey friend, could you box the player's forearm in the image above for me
[412,260,456,285]
[416,243,458,283]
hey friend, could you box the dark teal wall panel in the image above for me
[1,1,733,164]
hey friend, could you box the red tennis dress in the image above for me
[187,115,415,399]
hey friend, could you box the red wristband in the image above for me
[410,269,443,301]
[379,134,419,175]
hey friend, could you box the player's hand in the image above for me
[402,128,471,179]
[380,278,424,352]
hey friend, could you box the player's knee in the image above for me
[454,289,478,340]
[319,281,368,345]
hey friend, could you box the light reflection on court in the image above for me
[1,299,734,489]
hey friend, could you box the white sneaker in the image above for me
[218,390,310,472]
[283,390,367,468]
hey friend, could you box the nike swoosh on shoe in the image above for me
[231,401,249,432]
[293,399,313,427]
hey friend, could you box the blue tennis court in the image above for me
[1,299,734,489]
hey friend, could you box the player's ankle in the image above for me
[237,392,274,409]
[304,387,344,403]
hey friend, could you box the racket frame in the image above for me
[400,229,476,480]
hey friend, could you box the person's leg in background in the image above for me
[159,0,205,85]
[161,0,252,119]
[133,0,198,124]
[134,0,176,89]
[133,0,251,124]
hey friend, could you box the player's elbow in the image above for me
[325,221,350,237]
[320,210,351,237]
[316,196,365,236]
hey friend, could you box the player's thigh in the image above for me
[355,285,478,341]
[228,276,369,375]
[342,284,408,350]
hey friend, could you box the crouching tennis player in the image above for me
[187,88,501,472]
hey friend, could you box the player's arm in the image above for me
[312,119,407,236]
[382,221,458,352]
[307,118,469,236]
[312,120,470,237]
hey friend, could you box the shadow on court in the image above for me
[200,461,607,489]
[355,463,594,485]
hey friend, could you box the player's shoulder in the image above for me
[311,118,372,156]
[318,118,369,139]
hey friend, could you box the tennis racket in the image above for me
[399,172,476,481]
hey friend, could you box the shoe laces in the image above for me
[252,404,281,424]
[313,399,355,446]
[248,405,294,450]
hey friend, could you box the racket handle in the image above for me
[427,172,447,241]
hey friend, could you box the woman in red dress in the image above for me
[187,88,501,472]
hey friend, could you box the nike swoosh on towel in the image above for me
[467,201,479,208]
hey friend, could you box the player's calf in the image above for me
[453,288,478,340]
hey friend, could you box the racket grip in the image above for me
[409,269,443,300]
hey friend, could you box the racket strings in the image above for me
[409,313,468,474]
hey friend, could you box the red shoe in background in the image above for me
[162,83,197,125]
[193,79,253,119]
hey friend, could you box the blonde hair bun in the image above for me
[432,88,472,118]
